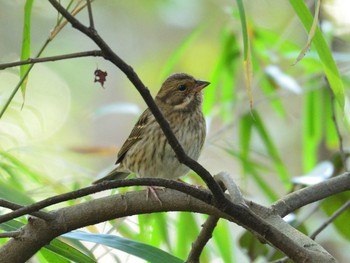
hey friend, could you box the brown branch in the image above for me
[271,172,350,217]
[0,50,103,70]
[0,190,224,263]
[310,200,350,240]
[0,178,212,224]
[186,216,219,263]
[0,190,337,263]
[0,199,54,221]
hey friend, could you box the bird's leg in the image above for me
[146,186,163,205]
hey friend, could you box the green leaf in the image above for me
[302,89,323,171]
[239,231,268,261]
[63,231,184,263]
[204,29,240,115]
[150,213,171,250]
[175,213,200,258]
[42,238,96,263]
[252,111,291,188]
[160,25,205,80]
[321,192,350,242]
[213,220,234,263]
[20,0,34,97]
[289,0,344,109]
[0,183,35,205]
[235,0,253,109]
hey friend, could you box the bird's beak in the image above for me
[194,80,210,92]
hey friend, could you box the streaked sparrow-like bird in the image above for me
[93,73,209,184]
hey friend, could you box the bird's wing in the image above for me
[116,108,151,164]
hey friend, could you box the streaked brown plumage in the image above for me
[93,73,209,184]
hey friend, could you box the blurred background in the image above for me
[1,0,350,262]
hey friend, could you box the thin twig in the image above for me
[86,0,95,29]
[186,216,219,263]
[310,200,350,240]
[326,78,347,171]
[0,50,103,70]
[0,199,54,221]
[0,178,213,224]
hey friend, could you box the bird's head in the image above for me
[155,73,210,112]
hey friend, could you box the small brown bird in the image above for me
[93,73,209,184]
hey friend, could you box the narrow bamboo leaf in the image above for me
[43,238,96,263]
[226,148,280,201]
[63,231,183,263]
[321,193,350,241]
[239,231,268,261]
[204,29,239,115]
[213,220,234,263]
[20,0,34,97]
[150,213,171,250]
[260,74,287,117]
[0,183,34,205]
[235,0,253,109]
[302,90,322,171]
[175,213,199,258]
[160,25,205,80]
[0,151,42,183]
[289,0,344,109]
[252,111,291,188]
[237,115,280,200]
[239,113,253,161]
[294,0,320,64]
[322,89,339,149]
[37,249,70,263]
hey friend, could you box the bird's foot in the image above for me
[146,186,164,205]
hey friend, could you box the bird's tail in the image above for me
[92,167,130,184]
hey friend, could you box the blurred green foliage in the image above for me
[0,1,350,262]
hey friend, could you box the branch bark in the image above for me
[0,189,337,263]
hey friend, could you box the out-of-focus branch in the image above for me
[186,216,219,263]
[0,50,102,70]
[271,172,350,217]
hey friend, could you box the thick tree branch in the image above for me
[0,189,337,263]
[0,178,212,224]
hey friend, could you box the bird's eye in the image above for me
[178,84,187,91]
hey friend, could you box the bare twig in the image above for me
[0,199,54,221]
[326,78,347,171]
[86,0,95,29]
[186,216,219,263]
[310,200,350,240]
[0,50,103,70]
